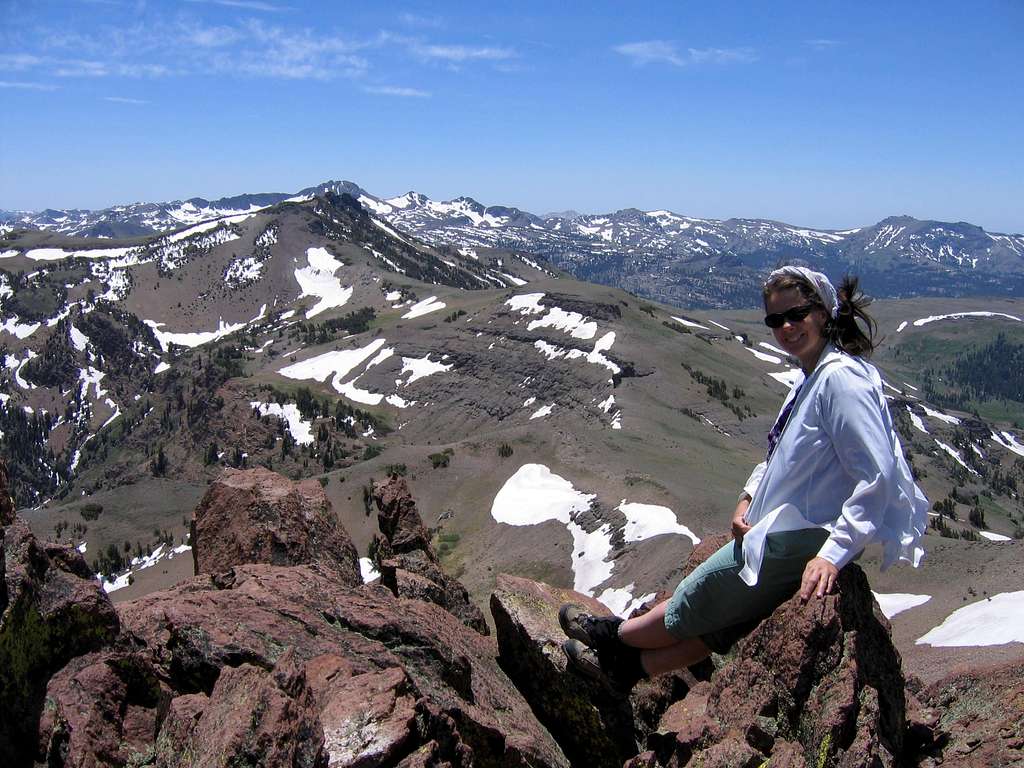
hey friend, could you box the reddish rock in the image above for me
[0,463,120,767]
[652,564,907,767]
[38,648,169,767]
[372,478,489,635]
[917,660,1024,767]
[118,563,568,768]
[489,574,640,768]
[191,467,360,586]
[374,476,434,558]
[154,650,325,768]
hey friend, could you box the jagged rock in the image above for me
[372,477,489,635]
[0,460,120,767]
[154,649,325,768]
[373,475,435,558]
[191,466,360,587]
[917,660,1024,767]
[651,564,906,767]
[38,647,170,766]
[118,563,568,768]
[489,574,641,768]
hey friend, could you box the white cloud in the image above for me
[805,39,843,50]
[614,41,757,67]
[184,0,290,11]
[398,13,444,29]
[412,43,516,62]
[362,84,430,98]
[104,95,149,104]
[0,81,58,90]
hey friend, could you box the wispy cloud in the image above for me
[411,43,516,63]
[398,12,444,29]
[184,0,290,11]
[805,38,842,50]
[0,81,58,91]
[104,95,149,104]
[362,84,430,98]
[614,41,757,67]
[0,54,44,71]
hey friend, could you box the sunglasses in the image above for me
[764,303,815,328]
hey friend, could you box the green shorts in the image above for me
[664,528,829,654]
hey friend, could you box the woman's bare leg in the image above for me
[617,601,679,649]
[640,637,712,676]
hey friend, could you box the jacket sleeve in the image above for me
[815,366,897,569]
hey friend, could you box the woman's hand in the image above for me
[799,557,840,602]
[731,497,751,541]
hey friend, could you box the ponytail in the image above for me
[826,275,877,357]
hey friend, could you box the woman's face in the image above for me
[764,286,828,373]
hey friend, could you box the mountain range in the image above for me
[4,180,1023,308]
[1,187,1022,690]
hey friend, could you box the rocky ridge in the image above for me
[2,462,1022,767]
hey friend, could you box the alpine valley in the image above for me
[1,183,1023,689]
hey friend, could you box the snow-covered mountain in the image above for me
[4,181,1024,307]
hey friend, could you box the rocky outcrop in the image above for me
[191,466,361,587]
[491,534,916,768]
[0,460,121,767]
[33,467,567,768]
[372,476,489,635]
[916,660,1024,767]
[490,575,641,768]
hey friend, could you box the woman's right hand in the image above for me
[732,497,752,541]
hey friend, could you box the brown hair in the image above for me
[763,272,877,358]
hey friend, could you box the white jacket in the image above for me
[738,345,928,586]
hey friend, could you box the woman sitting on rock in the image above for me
[561,266,928,692]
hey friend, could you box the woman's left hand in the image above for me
[799,557,840,602]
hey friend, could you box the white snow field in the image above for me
[670,316,710,331]
[978,531,1012,542]
[907,407,929,434]
[278,338,389,392]
[294,246,353,319]
[917,591,1024,647]
[745,347,782,364]
[250,401,314,445]
[491,464,701,617]
[101,543,192,593]
[921,404,960,425]
[991,431,1024,457]
[872,592,931,619]
[402,295,447,319]
[911,311,1022,328]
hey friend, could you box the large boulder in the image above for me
[116,564,568,768]
[649,563,907,768]
[372,476,489,635]
[191,467,361,587]
[489,574,643,768]
[0,461,120,766]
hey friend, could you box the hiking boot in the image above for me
[558,604,623,652]
[562,639,644,694]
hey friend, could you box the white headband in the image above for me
[766,266,839,319]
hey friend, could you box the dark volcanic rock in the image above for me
[0,461,120,767]
[118,563,567,767]
[154,650,325,768]
[38,648,170,766]
[191,466,360,586]
[489,574,640,768]
[373,476,489,635]
[652,564,906,767]
[918,660,1024,767]
[373,475,435,558]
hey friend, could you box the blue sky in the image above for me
[1,0,1022,232]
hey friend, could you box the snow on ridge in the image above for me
[872,592,931,619]
[399,354,453,384]
[490,464,703,617]
[917,591,1024,647]
[979,531,1012,542]
[617,501,700,546]
[907,407,929,435]
[402,295,446,319]
[912,311,1022,327]
[934,440,978,475]
[670,315,710,331]
[745,347,782,364]
[529,404,554,420]
[359,557,381,583]
[921,404,960,425]
[250,401,314,445]
[294,246,353,319]
[991,431,1024,457]
[279,338,389,393]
